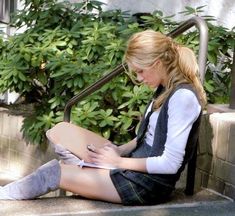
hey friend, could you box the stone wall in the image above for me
[196,112,235,199]
[0,107,59,197]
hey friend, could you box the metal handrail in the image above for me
[63,16,208,122]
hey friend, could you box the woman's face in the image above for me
[131,61,168,88]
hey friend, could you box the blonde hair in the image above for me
[124,30,207,109]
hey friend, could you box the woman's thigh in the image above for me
[47,122,111,161]
[59,164,122,204]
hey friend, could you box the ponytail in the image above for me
[177,46,207,108]
[153,45,207,109]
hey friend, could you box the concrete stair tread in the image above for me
[0,188,234,216]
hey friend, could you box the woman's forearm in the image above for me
[118,138,137,156]
[117,157,147,173]
[116,139,148,173]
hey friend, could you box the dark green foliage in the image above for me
[0,2,234,147]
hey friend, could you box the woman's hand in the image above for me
[87,143,122,168]
[86,140,147,172]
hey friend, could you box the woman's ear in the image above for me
[152,59,161,69]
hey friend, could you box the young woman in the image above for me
[0,30,206,205]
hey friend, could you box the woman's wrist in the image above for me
[116,156,125,169]
[116,157,147,172]
[117,139,137,157]
[117,145,125,157]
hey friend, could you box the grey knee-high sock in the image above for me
[0,159,61,200]
[53,143,81,165]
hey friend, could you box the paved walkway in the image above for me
[0,189,234,216]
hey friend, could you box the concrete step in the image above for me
[0,189,234,216]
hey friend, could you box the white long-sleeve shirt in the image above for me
[145,89,201,174]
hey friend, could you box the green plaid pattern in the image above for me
[110,169,172,205]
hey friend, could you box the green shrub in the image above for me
[0,0,149,147]
[0,2,234,148]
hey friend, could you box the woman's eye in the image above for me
[136,70,143,74]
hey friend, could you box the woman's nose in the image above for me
[136,73,144,82]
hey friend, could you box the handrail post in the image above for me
[229,45,235,109]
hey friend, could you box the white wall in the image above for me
[98,0,235,30]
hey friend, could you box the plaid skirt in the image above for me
[110,169,173,206]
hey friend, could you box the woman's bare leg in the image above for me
[47,122,110,162]
[60,164,122,203]
[47,123,121,202]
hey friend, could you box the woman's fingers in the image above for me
[86,142,120,166]
[86,149,106,164]
[87,149,99,160]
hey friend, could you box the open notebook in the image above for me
[46,122,116,170]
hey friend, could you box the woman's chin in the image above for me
[147,84,157,89]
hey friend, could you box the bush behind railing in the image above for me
[0,1,234,148]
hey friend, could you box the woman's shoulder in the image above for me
[169,88,201,109]
[172,87,197,98]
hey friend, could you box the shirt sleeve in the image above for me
[146,89,201,174]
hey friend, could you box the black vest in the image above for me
[125,84,202,190]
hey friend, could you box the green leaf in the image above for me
[122,117,132,130]
[204,81,214,93]
[37,71,47,85]
[207,52,217,64]
[24,53,31,62]
[55,41,67,47]
[18,72,27,81]
[102,128,110,139]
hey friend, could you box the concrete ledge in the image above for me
[0,189,233,216]
[207,104,235,114]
